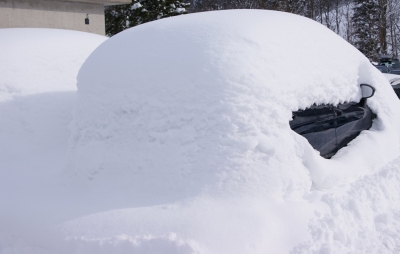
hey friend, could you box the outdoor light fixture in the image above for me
[85,14,89,25]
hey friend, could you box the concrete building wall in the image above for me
[0,0,114,35]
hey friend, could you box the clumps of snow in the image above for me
[131,2,142,10]
[175,8,186,13]
[293,157,400,253]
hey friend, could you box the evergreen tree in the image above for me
[351,0,380,60]
[105,0,190,37]
[105,5,131,36]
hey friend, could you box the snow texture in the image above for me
[70,9,400,191]
[1,10,400,254]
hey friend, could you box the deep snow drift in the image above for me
[1,11,400,254]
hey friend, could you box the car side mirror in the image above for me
[360,84,375,107]
[361,84,375,98]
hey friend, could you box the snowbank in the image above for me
[0,28,106,99]
[0,28,107,253]
[64,10,400,253]
[0,28,106,174]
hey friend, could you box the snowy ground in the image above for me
[1,11,400,254]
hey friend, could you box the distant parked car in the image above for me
[379,55,392,63]
[391,61,400,69]
[379,56,400,70]
[290,85,376,158]
[375,65,391,73]
[390,69,400,75]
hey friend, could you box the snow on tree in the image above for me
[351,0,380,60]
[105,0,190,36]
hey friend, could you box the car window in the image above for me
[335,103,374,151]
[290,105,336,158]
[391,83,400,98]
[290,107,335,135]
[290,102,375,158]
[376,66,389,73]
[392,61,400,68]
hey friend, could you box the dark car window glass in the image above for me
[392,84,400,98]
[290,106,337,158]
[290,102,375,159]
[390,70,400,75]
[335,102,365,127]
[392,61,400,68]
[335,103,373,152]
[290,106,335,133]
[375,65,389,73]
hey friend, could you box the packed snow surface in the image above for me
[0,28,107,253]
[2,11,400,254]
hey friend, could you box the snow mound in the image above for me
[63,10,400,252]
[69,10,400,194]
[0,28,106,180]
[292,157,400,253]
[0,28,106,253]
[0,28,107,100]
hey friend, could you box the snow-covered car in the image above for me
[374,64,391,73]
[379,56,400,67]
[69,9,400,189]
[392,61,400,69]
[63,10,400,253]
